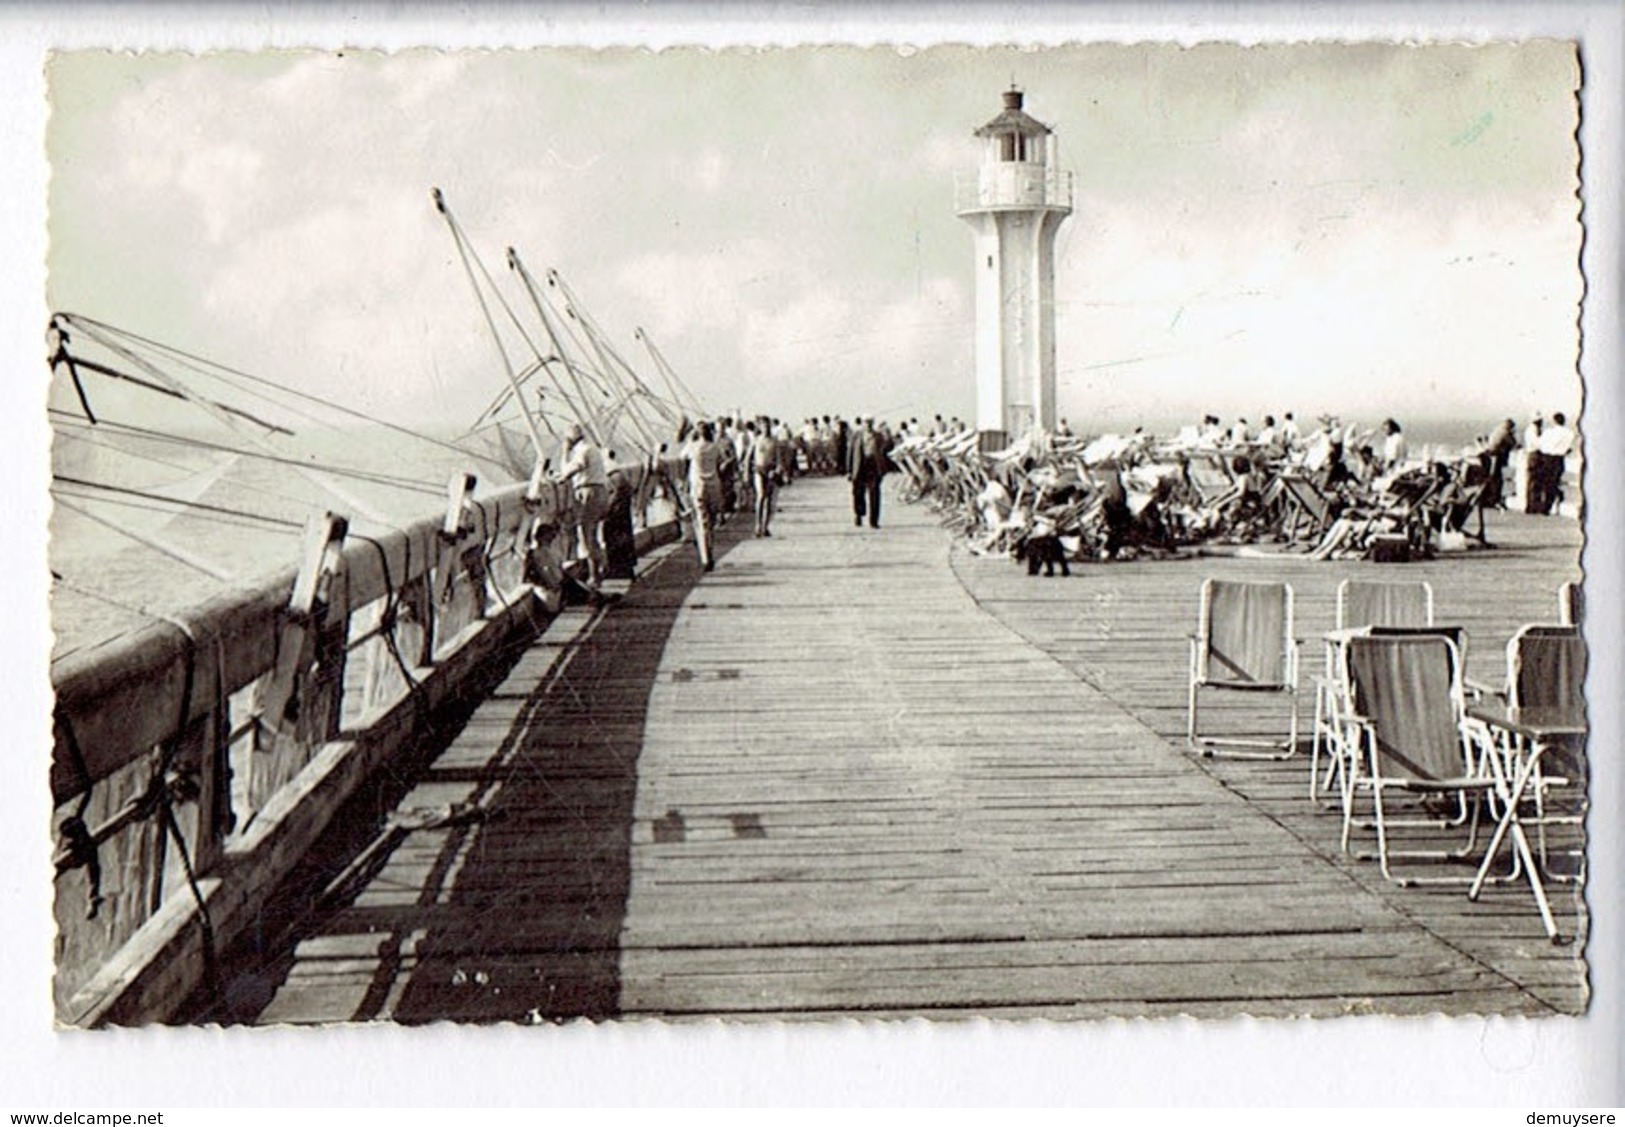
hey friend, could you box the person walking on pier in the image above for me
[1531,410,1576,515]
[684,420,725,571]
[733,420,757,519]
[848,416,889,529]
[555,422,609,590]
[1482,417,1518,509]
[751,420,781,537]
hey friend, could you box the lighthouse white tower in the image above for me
[956,88,1073,442]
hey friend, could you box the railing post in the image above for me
[433,472,476,603]
[195,706,229,872]
[249,512,349,808]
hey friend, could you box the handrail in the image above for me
[51,479,553,804]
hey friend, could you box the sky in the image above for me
[45,41,1583,437]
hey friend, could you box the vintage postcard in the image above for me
[17,10,1621,1108]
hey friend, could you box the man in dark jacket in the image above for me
[848,416,889,529]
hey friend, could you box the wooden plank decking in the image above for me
[950,499,1588,1015]
[193,476,1587,1023]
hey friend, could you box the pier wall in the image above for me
[51,473,678,1025]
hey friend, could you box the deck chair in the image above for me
[1337,579,1435,630]
[1338,632,1498,886]
[1319,623,1473,809]
[1433,469,1491,546]
[1310,581,1437,801]
[1358,473,1441,559]
[1505,623,1588,880]
[1183,453,1235,507]
[1187,578,1300,758]
[1558,581,1583,627]
[1277,473,1334,545]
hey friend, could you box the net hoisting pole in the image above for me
[432,187,548,459]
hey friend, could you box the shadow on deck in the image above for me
[188,530,733,1025]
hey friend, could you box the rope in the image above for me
[53,474,306,531]
[350,533,426,710]
[53,570,181,625]
[148,614,221,997]
[63,320,394,523]
[51,592,223,961]
[466,496,514,615]
[50,415,445,500]
[56,427,201,477]
[52,488,293,538]
[159,793,219,994]
[51,344,293,435]
[52,497,236,580]
[60,313,516,477]
[54,418,442,526]
[53,715,103,918]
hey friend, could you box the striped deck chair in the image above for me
[1367,474,1441,557]
[1183,453,1235,507]
[1186,578,1300,759]
[1277,473,1334,545]
[1310,580,1437,801]
[1338,633,1498,886]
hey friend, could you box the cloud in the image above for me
[694,146,728,192]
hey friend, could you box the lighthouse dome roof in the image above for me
[973,88,1053,138]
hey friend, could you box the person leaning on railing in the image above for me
[553,422,609,591]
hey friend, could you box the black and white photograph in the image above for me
[10,2,1624,1109]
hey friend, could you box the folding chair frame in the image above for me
[1504,623,1588,884]
[1309,581,1436,802]
[1336,634,1502,887]
[1186,578,1300,760]
[1277,473,1334,546]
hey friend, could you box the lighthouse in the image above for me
[956,88,1073,442]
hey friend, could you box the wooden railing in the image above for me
[51,469,679,1025]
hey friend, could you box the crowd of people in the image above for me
[532,405,1578,591]
[885,407,1579,574]
[667,412,972,539]
[662,414,797,570]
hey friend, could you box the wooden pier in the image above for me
[182,476,1586,1023]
